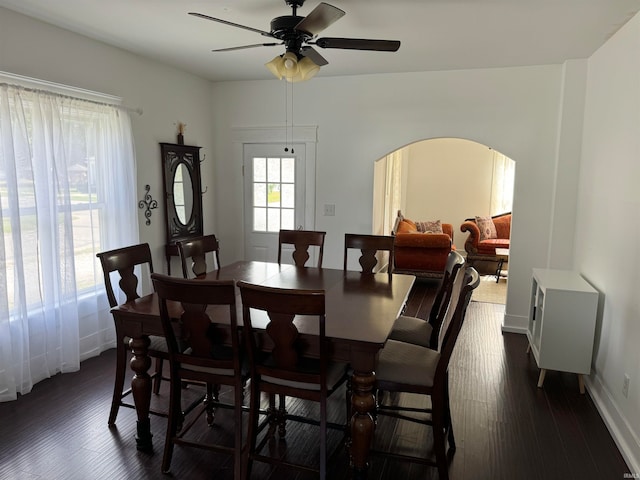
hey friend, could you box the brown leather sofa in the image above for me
[391,211,455,278]
[460,212,511,274]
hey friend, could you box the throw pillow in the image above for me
[475,216,497,241]
[416,220,443,234]
[396,219,416,234]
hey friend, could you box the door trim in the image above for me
[232,125,318,245]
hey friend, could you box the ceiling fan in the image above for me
[189,0,401,82]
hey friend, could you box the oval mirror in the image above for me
[172,162,193,225]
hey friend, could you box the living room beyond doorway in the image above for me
[373,137,514,307]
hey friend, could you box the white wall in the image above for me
[576,12,640,472]
[211,66,567,336]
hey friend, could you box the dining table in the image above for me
[110,260,415,477]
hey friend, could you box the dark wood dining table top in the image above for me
[113,260,415,347]
[203,260,415,344]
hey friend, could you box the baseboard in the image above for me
[501,324,527,334]
[585,373,640,474]
[501,312,528,334]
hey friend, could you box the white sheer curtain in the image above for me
[0,83,138,401]
[383,148,405,235]
[490,150,515,216]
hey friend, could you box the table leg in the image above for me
[129,335,153,452]
[350,370,376,479]
[495,258,504,283]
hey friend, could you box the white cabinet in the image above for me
[526,268,598,393]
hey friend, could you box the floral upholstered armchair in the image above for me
[391,211,455,278]
[460,212,511,273]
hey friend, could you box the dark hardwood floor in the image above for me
[0,278,630,479]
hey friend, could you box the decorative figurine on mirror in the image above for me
[176,121,186,145]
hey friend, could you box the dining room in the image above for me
[1,1,640,478]
[0,257,627,479]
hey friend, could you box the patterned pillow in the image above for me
[415,220,443,234]
[475,216,497,241]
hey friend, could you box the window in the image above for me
[1,110,106,310]
[490,151,515,216]
[251,156,296,232]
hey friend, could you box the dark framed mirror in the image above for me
[160,142,203,271]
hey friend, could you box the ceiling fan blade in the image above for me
[189,12,274,38]
[300,46,329,66]
[314,37,401,52]
[295,2,345,36]
[212,43,282,52]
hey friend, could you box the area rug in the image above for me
[472,275,507,304]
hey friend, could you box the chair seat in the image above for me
[262,361,349,391]
[376,339,440,388]
[177,347,246,377]
[388,315,432,347]
[123,335,168,353]
[374,267,480,480]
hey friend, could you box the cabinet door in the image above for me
[527,280,544,359]
[537,289,596,374]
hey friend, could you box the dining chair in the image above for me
[177,234,221,278]
[343,233,395,273]
[151,273,246,477]
[237,281,349,480]
[275,228,328,444]
[372,265,480,480]
[388,250,465,349]
[96,243,168,426]
[277,229,326,268]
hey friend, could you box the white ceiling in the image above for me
[2,0,640,82]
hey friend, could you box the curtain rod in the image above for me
[0,80,143,116]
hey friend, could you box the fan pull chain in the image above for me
[284,81,295,153]
[290,82,295,154]
[284,79,289,152]
[284,80,294,154]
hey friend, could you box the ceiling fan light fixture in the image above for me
[265,52,320,82]
[282,51,298,71]
[297,56,320,81]
[265,55,286,79]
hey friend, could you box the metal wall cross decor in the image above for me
[138,184,158,225]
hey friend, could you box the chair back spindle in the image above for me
[343,233,395,274]
[278,229,326,268]
[97,243,154,307]
[177,234,221,278]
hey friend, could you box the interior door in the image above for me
[243,143,306,262]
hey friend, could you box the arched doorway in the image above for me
[373,137,515,301]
